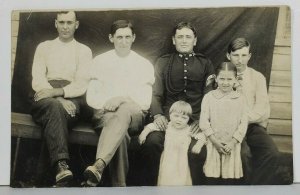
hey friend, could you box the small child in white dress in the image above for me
[139,101,207,186]
[200,62,248,183]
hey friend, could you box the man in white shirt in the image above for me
[84,20,155,187]
[226,37,279,184]
[30,11,92,185]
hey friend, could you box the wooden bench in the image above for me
[11,112,99,180]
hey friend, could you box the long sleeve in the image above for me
[150,57,167,116]
[247,73,270,124]
[63,44,93,98]
[199,93,214,137]
[130,60,155,111]
[233,97,248,143]
[86,79,106,109]
[32,42,53,92]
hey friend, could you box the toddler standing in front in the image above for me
[200,62,248,184]
[139,101,206,186]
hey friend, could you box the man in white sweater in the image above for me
[30,11,92,185]
[84,20,155,187]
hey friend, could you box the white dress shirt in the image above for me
[31,38,92,98]
[86,50,155,111]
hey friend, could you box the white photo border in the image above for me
[1,0,299,193]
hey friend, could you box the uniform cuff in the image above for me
[192,133,207,145]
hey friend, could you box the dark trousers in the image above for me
[245,124,280,184]
[139,131,207,186]
[31,97,82,166]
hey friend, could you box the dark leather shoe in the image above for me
[56,160,73,184]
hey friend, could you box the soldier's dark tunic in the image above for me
[140,52,215,185]
[151,52,215,120]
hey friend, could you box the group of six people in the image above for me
[30,11,279,187]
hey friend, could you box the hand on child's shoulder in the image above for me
[138,131,148,145]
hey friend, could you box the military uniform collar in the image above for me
[178,52,195,58]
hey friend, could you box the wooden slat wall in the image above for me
[268,7,292,153]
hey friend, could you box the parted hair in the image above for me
[216,61,238,77]
[212,62,238,89]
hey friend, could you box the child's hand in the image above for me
[209,135,227,155]
[212,140,227,155]
[223,139,238,155]
[191,141,204,154]
[222,143,231,155]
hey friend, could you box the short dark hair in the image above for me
[110,20,134,35]
[172,22,197,37]
[227,37,251,54]
[56,11,77,20]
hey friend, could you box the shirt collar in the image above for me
[212,88,241,99]
[237,66,248,76]
[55,37,76,45]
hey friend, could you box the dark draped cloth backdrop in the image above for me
[12,7,279,113]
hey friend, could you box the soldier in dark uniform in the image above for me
[140,22,215,185]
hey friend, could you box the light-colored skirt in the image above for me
[204,141,243,179]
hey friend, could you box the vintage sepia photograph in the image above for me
[10,6,293,187]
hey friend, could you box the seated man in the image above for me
[84,20,155,187]
[226,37,280,184]
[30,11,92,185]
[140,22,215,185]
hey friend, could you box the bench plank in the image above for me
[11,112,98,146]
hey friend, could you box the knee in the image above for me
[44,98,63,110]
[266,149,280,163]
[34,98,64,116]
[114,106,131,122]
[141,132,164,155]
[241,141,252,159]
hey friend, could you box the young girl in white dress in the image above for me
[139,101,206,186]
[200,62,248,184]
